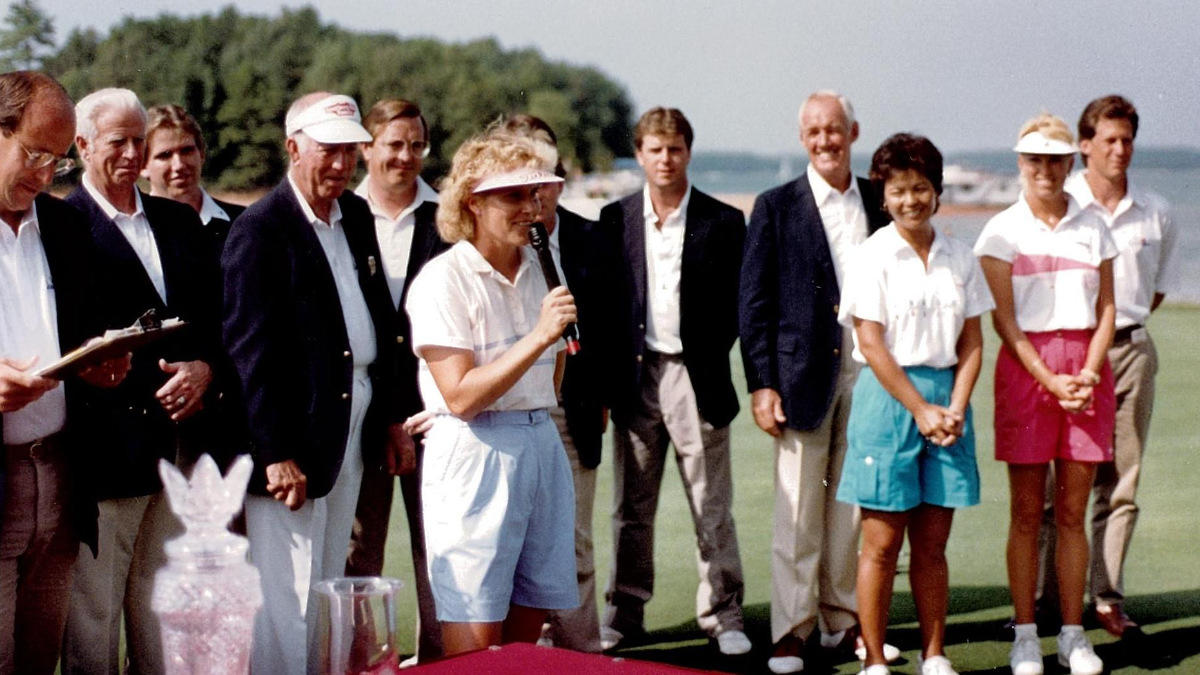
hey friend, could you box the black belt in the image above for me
[1113,324,1143,345]
[4,432,65,461]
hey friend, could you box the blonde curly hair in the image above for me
[436,131,547,243]
[1017,112,1074,146]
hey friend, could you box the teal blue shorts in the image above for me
[837,366,980,512]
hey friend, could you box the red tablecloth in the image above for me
[411,643,715,673]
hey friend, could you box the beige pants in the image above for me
[62,492,180,675]
[1039,330,1159,610]
[543,405,601,652]
[1090,330,1157,607]
[770,360,861,644]
[605,351,745,638]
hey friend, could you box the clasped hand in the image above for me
[1045,372,1095,413]
[915,403,965,447]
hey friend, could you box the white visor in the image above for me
[286,94,372,144]
[472,168,564,194]
[1013,131,1077,155]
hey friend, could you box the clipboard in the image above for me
[36,310,188,379]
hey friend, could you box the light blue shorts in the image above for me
[421,409,578,622]
[838,366,980,512]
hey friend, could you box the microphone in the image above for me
[528,221,581,355]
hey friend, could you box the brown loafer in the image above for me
[1094,604,1140,638]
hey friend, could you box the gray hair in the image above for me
[799,90,856,129]
[75,88,146,141]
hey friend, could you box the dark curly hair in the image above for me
[868,132,944,214]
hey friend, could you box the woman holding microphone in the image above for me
[404,131,579,655]
[975,114,1116,675]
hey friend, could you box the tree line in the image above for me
[20,4,634,191]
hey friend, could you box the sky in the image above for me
[46,0,1200,156]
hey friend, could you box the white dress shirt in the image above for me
[642,184,690,355]
[0,204,66,444]
[288,177,377,372]
[807,163,868,288]
[840,224,994,368]
[197,188,231,227]
[83,175,166,303]
[355,176,439,310]
[1065,171,1181,329]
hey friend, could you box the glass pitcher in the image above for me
[313,577,405,674]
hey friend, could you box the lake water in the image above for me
[574,165,1200,304]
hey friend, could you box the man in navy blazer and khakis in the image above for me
[221,92,411,675]
[600,108,750,657]
[62,87,224,675]
[739,91,890,674]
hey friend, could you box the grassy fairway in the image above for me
[384,305,1200,673]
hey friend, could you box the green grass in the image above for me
[383,305,1200,673]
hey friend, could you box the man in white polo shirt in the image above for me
[1062,95,1180,638]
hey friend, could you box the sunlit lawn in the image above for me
[384,305,1200,673]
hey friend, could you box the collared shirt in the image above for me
[642,183,690,354]
[1065,171,1180,328]
[197,189,231,227]
[82,174,166,303]
[0,203,66,443]
[287,176,377,371]
[840,224,994,368]
[406,240,562,414]
[807,162,868,288]
[974,194,1118,333]
[355,176,439,310]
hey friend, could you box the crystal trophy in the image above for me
[313,577,405,674]
[152,454,262,674]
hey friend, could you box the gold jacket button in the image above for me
[343,350,351,358]
[341,393,350,400]
[395,336,405,344]
[636,354,643,363]
[833,303,839,314]
[833,348,840,356]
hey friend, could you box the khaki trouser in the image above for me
[62,492,181,675]
[605,351,745,637]
[1038,329,1158,610]
[770,364,862,644]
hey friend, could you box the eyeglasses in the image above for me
[7,132,75,177]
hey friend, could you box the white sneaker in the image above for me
[1010,633,1044,675]
[599,626,623,651]
[716,629,752,655]
[918,654,958,675]
[859,665,890,675]
[1056,630,1103,675]
[852,638,901,663]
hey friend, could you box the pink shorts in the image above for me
[994,329,1115,464]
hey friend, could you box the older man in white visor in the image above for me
[222,92,411,674]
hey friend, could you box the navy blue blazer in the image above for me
[0,194,106,553]
[67,186,223,501]
[221,182,401,499]
[556,205,611,469]
[738,174,888,431]
[601,188,745,429]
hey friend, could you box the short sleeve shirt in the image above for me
[974,196,1117,332]
[840,224,994,368]
[1065,172,1181,328]
[405,241,562,413]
